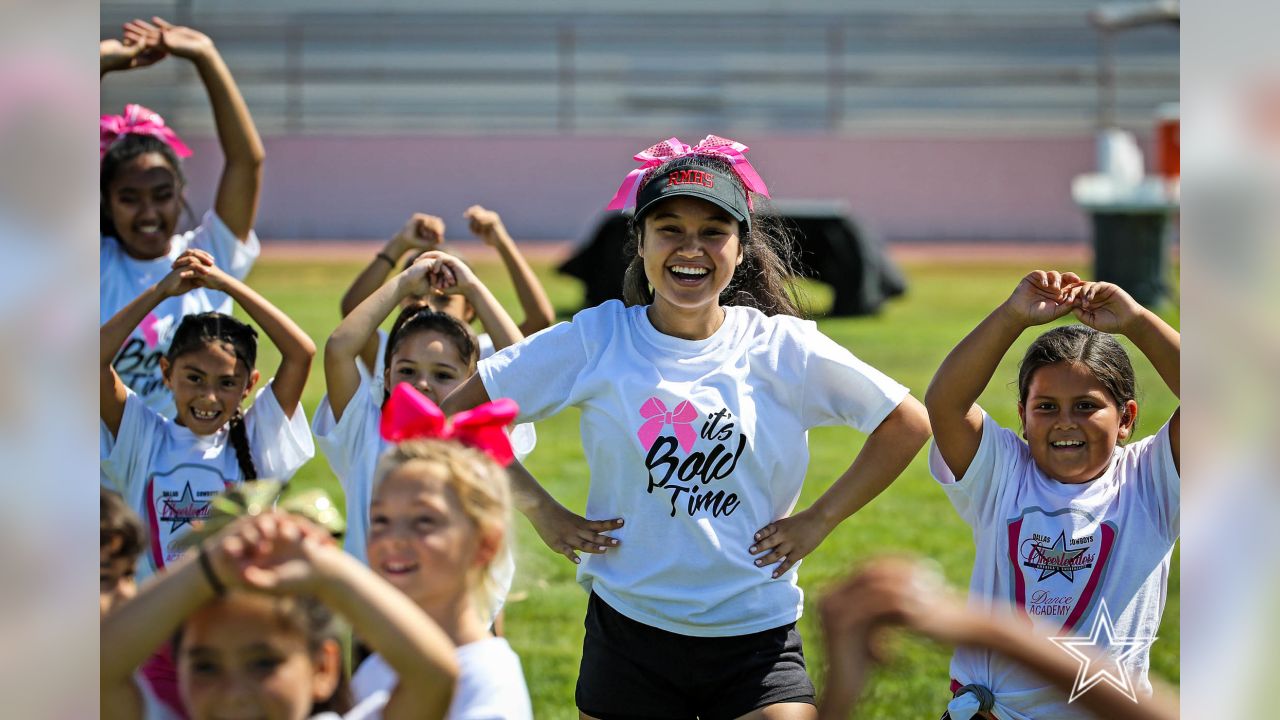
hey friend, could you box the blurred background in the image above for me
[99,0,1179,245]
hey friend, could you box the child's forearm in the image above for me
[925,304,1025,417]
[1124,309,1180,398]
[340,237,411,317]
[313,550,458,716]
[101,553,217,686]
[329,275,406,360]
[193,48,264,240]
[462,283,523,352]
[101,285,167,368]
[221,276,315,369]
[809,397,931,531]
[974,618,1179,720]
[492,230,556,335]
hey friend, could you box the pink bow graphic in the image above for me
[636,396,699,453]
[605,135,770,213]
[100,104,193,161]
[379,383,520,466]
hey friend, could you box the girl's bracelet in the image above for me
[198,544,227,596]
[375,251,397,267]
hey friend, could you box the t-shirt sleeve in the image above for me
[477,320,590,424]
[244,379,315,481]
[102,389,163,496]
[312,375,382,493]
[1131,420,1180,541]
[928,408,1026,528]
[188,210,260,281]
[793,321,910,433]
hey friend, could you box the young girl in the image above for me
[924,271,1179,719]
[442,135,931,719]
[316,251,526,565]
[338,206,555,379]
[100,509,460,720]
[101,250,315,582]
[347,387,532,719]
[100,17,265,418]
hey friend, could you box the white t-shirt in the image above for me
[930,410,1179,720]
[102,381,314,583]
[312,374,519,621]
[352,638,532,720]
[478,300,910,637]
[100,211,261,418]
[359,328,536,455]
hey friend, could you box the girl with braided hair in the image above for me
[101,249,316,584]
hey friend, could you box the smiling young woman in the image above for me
[442,136,931,720]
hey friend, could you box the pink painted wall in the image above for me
[176,134,1115,242]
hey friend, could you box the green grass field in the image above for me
[241,251,1179,718]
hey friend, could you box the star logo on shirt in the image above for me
[1049,599,1157,704]
[161,482,210,532]
[1025,530,1090,581]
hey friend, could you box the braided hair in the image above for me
[100,133,192,238]
[167,312,260,480]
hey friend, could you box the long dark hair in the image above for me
[381,306,479,405]
[621,154,804,317]
[1018,324,1138,430]
[100,133,191,238]
[167,312,259,479]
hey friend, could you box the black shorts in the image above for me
[576,593,816,720]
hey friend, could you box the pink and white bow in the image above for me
[100,104,193,161]
[379,383,520,466]
[606,135,770,213]
[636,396,699,453]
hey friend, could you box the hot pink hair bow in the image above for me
[636,397,699,453]
[100,104,193,161]
[379,383,520,466]
[606,135,770,213]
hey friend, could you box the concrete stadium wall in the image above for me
[175,134,1139,243]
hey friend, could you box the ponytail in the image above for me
[227,408,258,481]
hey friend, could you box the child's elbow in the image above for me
[891,395,933,449]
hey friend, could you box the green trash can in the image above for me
[1090,211,1171,306]
[1072,175,1178,308]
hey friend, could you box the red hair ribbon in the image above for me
[100,104,193,161]
[379,383,520,466]
[606,134,770,213]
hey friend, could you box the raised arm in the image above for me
[326,255,436,420]
[925,270,1081,479]
[818,558,1179,720]
[442,377,624,564]
[100,20,165,78]
[147,17,265,241]
[99,253,205,436]
[466,205,556,335]
[427,250,524,351]
[1072,281,1180,467]
[750,395,931,578]
[340,215,446,371]
[191,252,316,416]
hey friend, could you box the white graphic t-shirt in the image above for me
[930,410,1179,719]
[479,300,909,636]
[352,637,532,720]
[312,374,521,622]
[102,381,314,583]
[100,211,261,418]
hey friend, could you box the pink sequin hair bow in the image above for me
[379,382,520,466]
[100,104,193,161]
[606,135,770,213]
